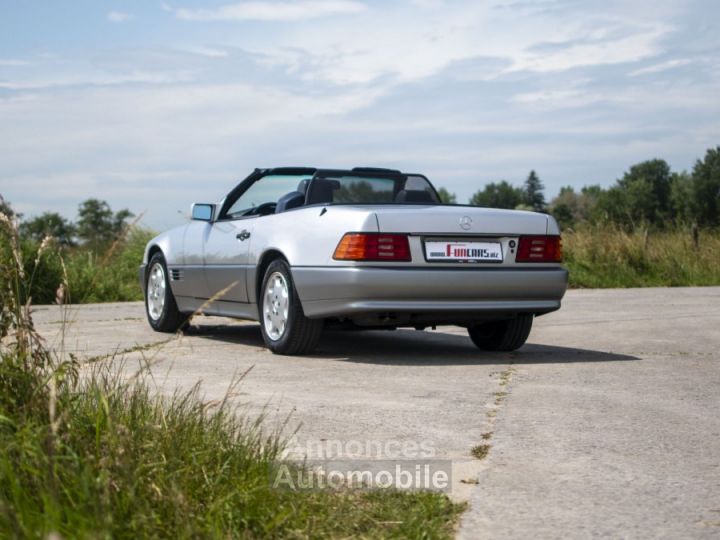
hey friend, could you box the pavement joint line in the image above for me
[470,363,516,462]
[84,337,176,364]
[455,362,519,497]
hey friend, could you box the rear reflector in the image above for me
[333,233,411,262]
[516,235,563,263]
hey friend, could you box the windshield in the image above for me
[307,174,439,205]
[225,174,312,218]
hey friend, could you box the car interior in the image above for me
[224,171,441,219]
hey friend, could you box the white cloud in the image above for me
[629,58,692,77]
[512,88,604,109]
[0,71,194,90]
[509,23,672,73]
[169,1,366,22]
[0,58,29,66]
[410,0,445,8]
[187,47,230,58]
[244,1,678,86]
[107,11,135,23]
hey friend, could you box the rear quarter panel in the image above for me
[246,206,378,303]
[247,206,379,267]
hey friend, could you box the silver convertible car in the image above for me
[140,167,567,355]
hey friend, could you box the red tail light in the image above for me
[333,233,411,262]
[516,235,563,263]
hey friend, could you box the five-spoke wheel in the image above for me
[259,259,323,355]
[146,262,167,322]
[263,271,290,340]
[145,252,185,332]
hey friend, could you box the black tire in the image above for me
[145,252,186,333]
[468,314,533,351]
[259,259,323,355]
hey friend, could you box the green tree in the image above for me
[579,185,606,223]
[436,187,457,204]
[76,199,134,250]
[550,186,579,229]
[470,181,523,209]
[616,159,673,226]
[522,170,546,212]
[19,212,76,246]
[0,196,18,219]
[550,184,607,227]
[669,172,694,225]
[113,209,134,234]
[689,146,720,227]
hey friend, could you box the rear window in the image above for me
[308,174,439,205]
[335,177,396,203]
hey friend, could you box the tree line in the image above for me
[438,146,720,230]
[0,198,134,251]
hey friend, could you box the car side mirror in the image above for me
[191,203,215,221]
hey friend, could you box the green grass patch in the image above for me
[0,362,464,539]
[563,227,720,288]
[470,445,491,461]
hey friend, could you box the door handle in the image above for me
[236,230,251,241]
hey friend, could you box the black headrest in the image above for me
[276,191,305,213]
[306,178,340,205]
[395,189,434,203]
[297,178,310,194]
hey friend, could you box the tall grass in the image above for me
[563,226,720,288]
[1,213,464,538]
[9,228,154,306]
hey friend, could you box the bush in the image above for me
[64,228,153,303]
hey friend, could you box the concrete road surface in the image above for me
[33,288,720,539]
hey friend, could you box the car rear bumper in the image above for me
[292,266,568,319]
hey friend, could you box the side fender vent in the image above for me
[170,269,184,281]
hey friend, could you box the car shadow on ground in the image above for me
[184,323,639,366]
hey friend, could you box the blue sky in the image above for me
[1,0,719,228]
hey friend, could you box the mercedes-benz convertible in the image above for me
[140,167,567,355]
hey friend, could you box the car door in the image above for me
[202,172,314,303]
[203,217,255,303]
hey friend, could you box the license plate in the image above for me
[424,240,503,262]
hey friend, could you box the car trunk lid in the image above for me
[372,205,549,236]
